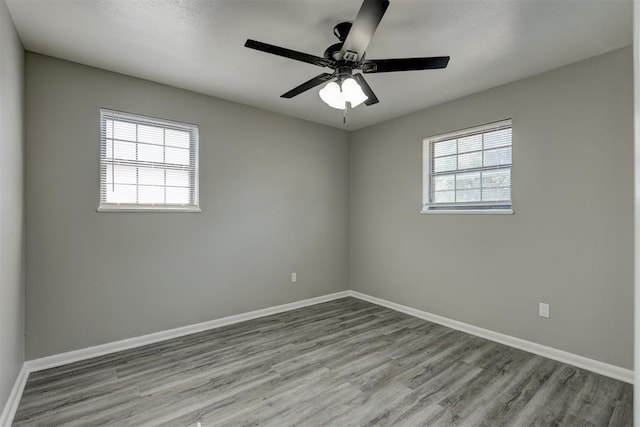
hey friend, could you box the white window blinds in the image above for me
[99,109,199,211]
[423,119,512,212]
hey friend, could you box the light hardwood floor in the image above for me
[14,297,633,426]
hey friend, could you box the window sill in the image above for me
[420,209,514,215]
[97,206,201,213]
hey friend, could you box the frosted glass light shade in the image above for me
[318,81,345,109]
[341,78,368,107]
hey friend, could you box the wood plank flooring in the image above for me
[13,297,633,426]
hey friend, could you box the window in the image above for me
[423,119,512,213]
[99,109,199,212]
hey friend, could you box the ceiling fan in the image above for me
[244,0,450,110]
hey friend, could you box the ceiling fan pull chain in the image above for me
[343,106,348,125]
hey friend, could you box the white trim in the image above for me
[0,364,28,427]
[99,108,200,212]
[99,108,199,129]
[348,290,634,384]
[634,0,640,420]
[96,207,202,213]
[425,119,513,143]
[26,291,349,373]
[0,290,346,425]
[421,209,514,215]
[3,288,631,426]
[422,119,513,212]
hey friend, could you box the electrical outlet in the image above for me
[291,272,297,283]
[539,302,550,318]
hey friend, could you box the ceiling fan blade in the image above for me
[245,39,334,68]
[362,56,450,73]
[281,73,335,98]
[339,0,389,62]
[353,74,379,106]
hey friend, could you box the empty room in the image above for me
[0,0,637,425]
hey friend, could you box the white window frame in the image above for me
[422,119,513,215]
[98,109,200,213]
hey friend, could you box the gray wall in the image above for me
[0,0,25,409]
[23,45,634,370]
[25,53,350,359]
[350,47,633,369]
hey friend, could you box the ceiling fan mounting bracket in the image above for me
[343,50,359,62]
[361,63,377,73]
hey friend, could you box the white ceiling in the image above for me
[6,0,632,131]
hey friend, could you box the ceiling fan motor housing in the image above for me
[324,43,344,61]
[335,65,354,82]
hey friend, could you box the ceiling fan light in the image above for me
[341,78,368,107]
[319,81,346,109]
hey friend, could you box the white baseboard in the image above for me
[0,291,348,426]
[27,290,350,373]
[0,364,28,427]
[348,290,634,384]
[2,288,632,426]
[0,291,350,426]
